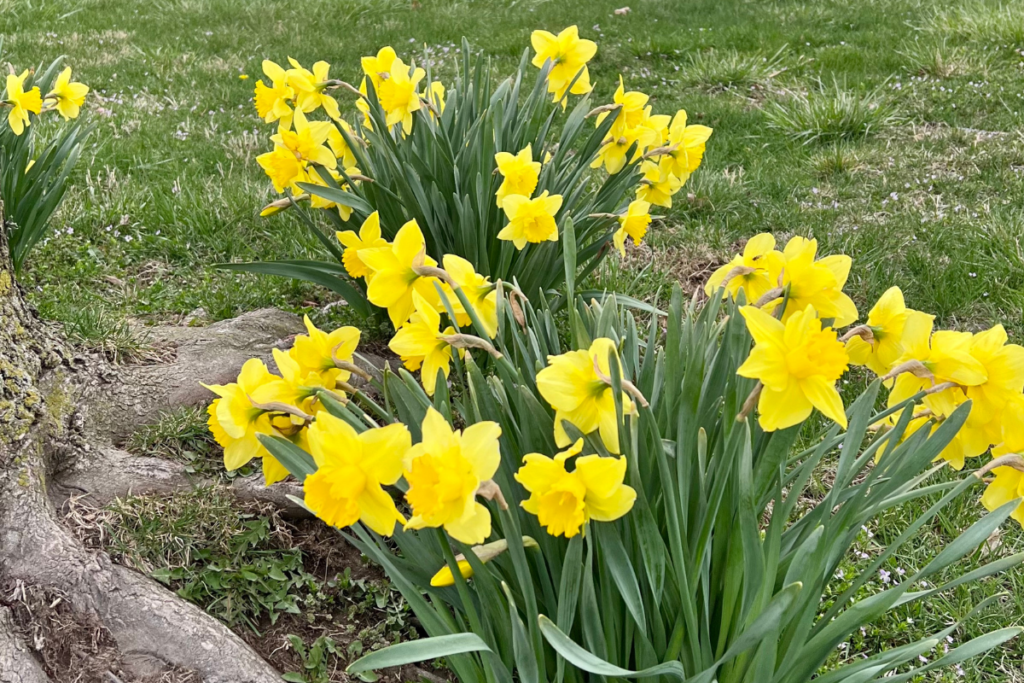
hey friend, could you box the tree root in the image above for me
[0,606,49,683]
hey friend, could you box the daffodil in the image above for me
[636,160,682,208]
[4,71,42,136]
[613,200,652,256]
[389,291,456,396]
[887,311,987,418]
[327,119,359,169]
[738,305,850,432]
[428,81,446,116]
[704,233,779,302]
[361,46,398,92]
[591,125,658,175]
[596,76,649,136]
[271,108,337,170]
[550,65,592,106]
[494,145,541,208]
[515,439,636,538]
[337,211,389,280]
[764,236,858,327]
[497,191,562,249]
[531,26,597,103]
[378,58,424,133]
[254,60,294,128]
[256,145,308,194]
[304,414,411,536]
[289,315,361,391]
[204,358,292,476]
[442,254,499,338]
[637,106,671,147]
[272,347,327,418]
[965,325,1024,424]
[981,463,1024,528]
[536,338,636,454]
[286,58,341,121]
[358,219,442,326]
[846,287,911,377]
[429,537,538,587]
[46,67,88,121]
[660,110,713,183]
[403,408,503,545]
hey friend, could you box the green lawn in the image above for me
[3,0,1024,679]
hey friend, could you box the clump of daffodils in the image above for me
[2,66,89,135]
[706,233,1024,527]
[250,26,713,311]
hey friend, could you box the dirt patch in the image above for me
[2,581,199,683]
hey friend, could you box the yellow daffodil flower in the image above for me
[846,287,911,377]
[272,348,326,418]
[286,58,341,121]
[361,46,398,92]
[966,325,1024,424]
[764,236,858,327]
[497,191,563,249]
[404,408,503,545]
[46,67,88,121]
[304,414,411,536]
[596,76,649,136]
[738,305,850,432]
[536,338,636,454]
[256,145,308,194]
[887,311,987,418]
[516,439,636,538]
[327,119,359,169]
[636,160,683,208]
[289,315,361,392]
[337,211,389,279]
[254,60,294,128]
[494,144,541,208]
[5,71,42,136]
[271,108,337,170]
[550,65,592,106]
[429,537,538,587]
[592,124,658,175]
[994,396,1024,457]
[531,26,597,103]
[389,291,456,396]
[378,58,424,133]
[613,200,652,256]
[204,358,291,472]
[358,219,442,327]
[660,110,713,183]
[638,106,671,147]
[704,233,779,302]
[428,81,446,116]
[442,254,499,338]
[981,465,1024,527]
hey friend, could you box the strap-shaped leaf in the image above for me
[538,616,686,681]
[346,633,493,676]
[256,434,316,481]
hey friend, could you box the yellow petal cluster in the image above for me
[494,145,541,208]
[4,71,43,135]
[337,211,389,279]
[498,191,563,249]
[389,292,456,396]
[536,338,636,454]
[737,305,849,432]
[516,439,636,538]
[46,67,89,121]
[358,219,442,327]
[304,414,411,535]
[403,408,503,544]
[530,26,596,105]
[613,200,652,256]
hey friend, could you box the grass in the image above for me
[4,0,1024,678]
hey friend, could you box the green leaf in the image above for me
[595,522,646,629]
[216,261,372,318]
[257,435,317,481]
[538,616,686,680]
[346,633,493,676]
[502,582,540,683]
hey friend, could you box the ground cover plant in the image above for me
[3,0,1024,679]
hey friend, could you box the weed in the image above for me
[127,405,235,477]
[59,305,154,363]
[898,39,981,79]
[681,47,789,93]
[763,79,902,144]
[930,2,1024,45]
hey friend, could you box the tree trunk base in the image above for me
[0,286,314,681]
